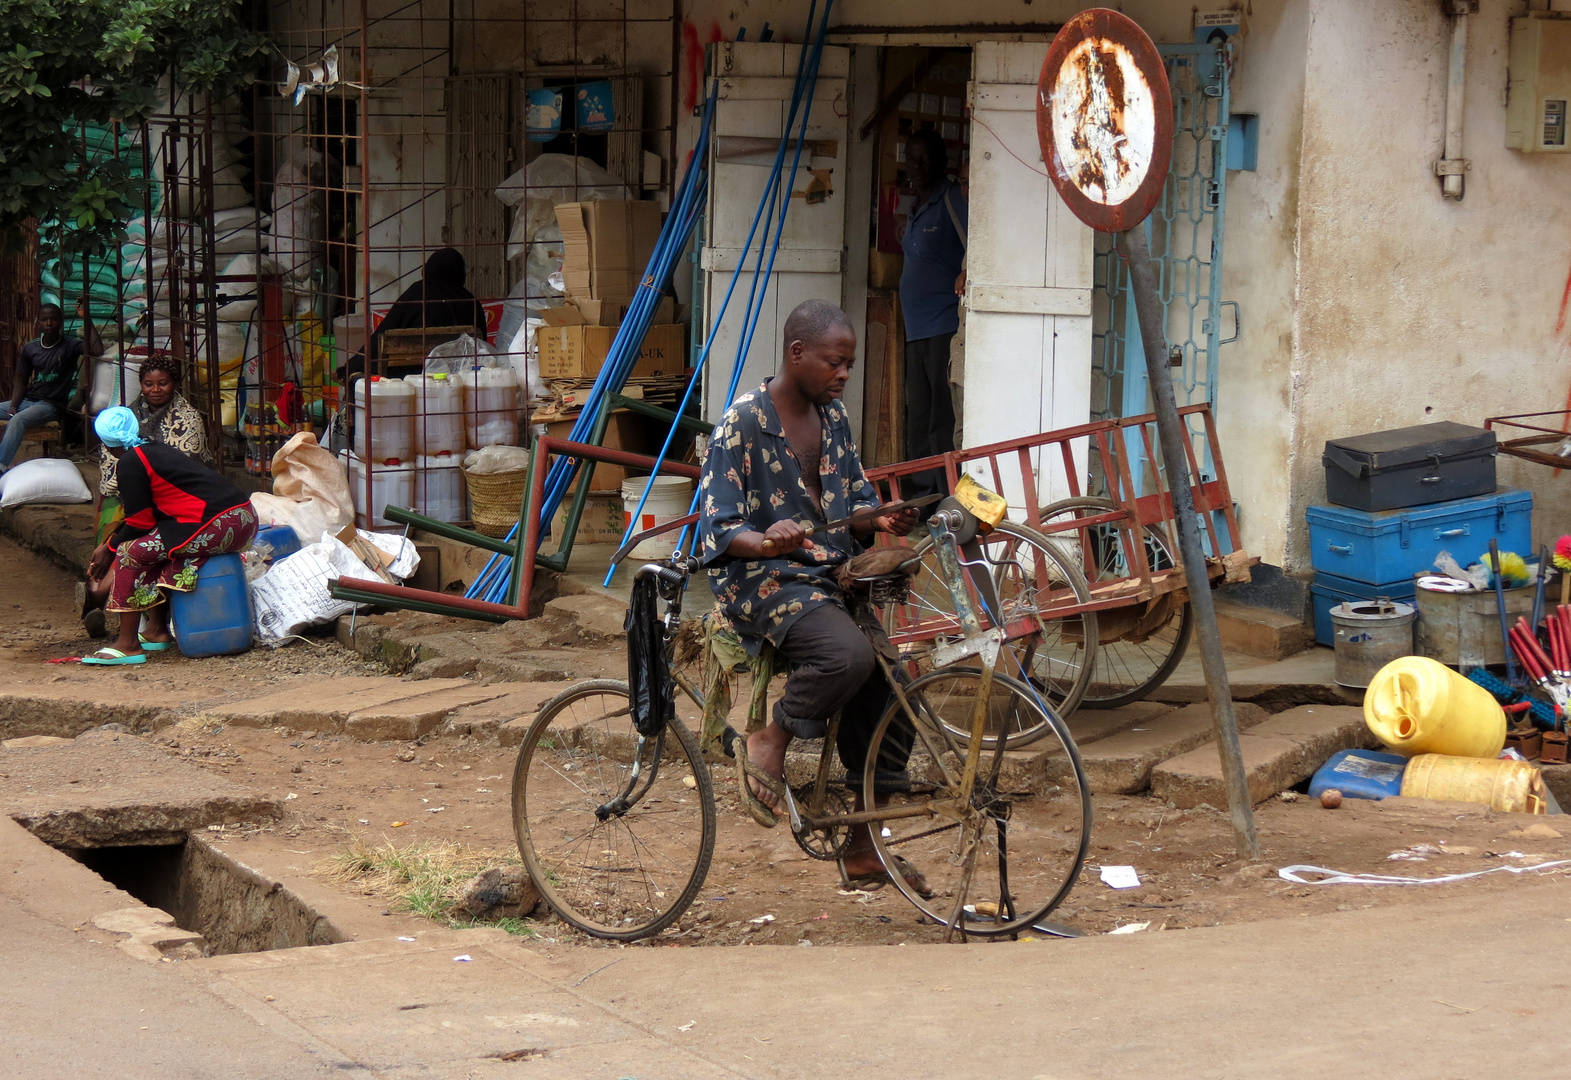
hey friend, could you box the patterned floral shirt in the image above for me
[698,379,882,654]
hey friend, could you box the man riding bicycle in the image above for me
[696,299,927,892]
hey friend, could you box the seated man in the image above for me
[697,298,923,891]
[1,299,101,472]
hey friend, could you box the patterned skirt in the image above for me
[108,504,258,613]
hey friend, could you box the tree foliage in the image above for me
[0,0,267,253]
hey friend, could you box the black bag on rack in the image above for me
[624,574,674,739]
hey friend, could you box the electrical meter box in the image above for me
[1507,12,1571,153]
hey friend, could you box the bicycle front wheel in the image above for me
[862,668,1090,938]
[512,679,716,941]
[879,519,1097,742]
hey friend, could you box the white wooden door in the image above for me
[964,41,1095,510]
[702,42,850,419]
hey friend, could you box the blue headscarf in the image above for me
[95,406,148,449]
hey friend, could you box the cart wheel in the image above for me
[877,519,1097,743]
[1038,496,1193,709]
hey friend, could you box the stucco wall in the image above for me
[1289,0,1571,572]
[1213,1,1309,570]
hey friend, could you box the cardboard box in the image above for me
[538,296,675,329]
[535,322,687,380]
[555,200,661,309]
[546,409,647,491]
[550,492,628,546]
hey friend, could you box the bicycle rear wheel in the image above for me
[878,519,1097,742]
[512,679,716,941]
[862,668,1090,938]
[1039,497,1193,708]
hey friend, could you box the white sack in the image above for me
[0,459,92,508]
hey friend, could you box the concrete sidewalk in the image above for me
[7,819,1568,1079]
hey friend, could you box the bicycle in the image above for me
[510,486,1092,943]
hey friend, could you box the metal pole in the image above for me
[1117,225,1260,860]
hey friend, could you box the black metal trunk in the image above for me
[1322,422,1497,513]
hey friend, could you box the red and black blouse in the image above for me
[109,443,250,552]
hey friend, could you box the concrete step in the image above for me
[1149,704,1376,808]
[198,677,519,741]
[1066,701,1175,748]
[1213,601,1314,661]
[1079,702,1269,795]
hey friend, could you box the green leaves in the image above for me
[0,0,263,247]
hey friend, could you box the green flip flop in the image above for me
[138,635,173,652]
[82,648,147,666]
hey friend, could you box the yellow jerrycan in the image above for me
[1363,655,1506,759]
[1400,754,1547,814]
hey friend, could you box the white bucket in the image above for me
[343,451,414,529]
[461,366,519,449]
[404,373,465,456]
[415,453,464,523]
[621,476,695,559]
[353,376,416,465]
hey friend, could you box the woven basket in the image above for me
[464,466,530,538]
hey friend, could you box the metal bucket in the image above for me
[1331,598,1416,689]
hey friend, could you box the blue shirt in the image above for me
[898,180,967,341]
[697,380,882,653]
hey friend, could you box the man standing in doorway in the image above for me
[1,300,100,471]
[899,127,966,497]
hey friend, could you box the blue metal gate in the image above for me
[1091,40,1238,494]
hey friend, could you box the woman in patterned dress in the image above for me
[82,407,256,665]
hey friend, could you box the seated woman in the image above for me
[341,247,487,381]
[96,351,214,518]
[83,407,256,666]
[335,247,488,451]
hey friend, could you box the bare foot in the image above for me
[745,722,791,811]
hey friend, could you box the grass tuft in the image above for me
[325,837,536,936]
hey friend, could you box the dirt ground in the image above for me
[7,532,1571,949]
[0,534,391,695]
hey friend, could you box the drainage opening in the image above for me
[69,835,339,956]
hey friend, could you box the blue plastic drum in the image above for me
[168,553,254,657]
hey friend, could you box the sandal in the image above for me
[81,647,147,666]
[138,634,173,652]
[735,738,787,829]
[838,854,935,899]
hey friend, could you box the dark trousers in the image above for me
[904,332,956,498]
[773,603,912,784]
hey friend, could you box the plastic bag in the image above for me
[495,154,630,263]
[424,333,499,375]
[249,431,354,544]
[250,532,380,643]
[463,444,531,475]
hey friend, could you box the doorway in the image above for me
[856,46,973,468]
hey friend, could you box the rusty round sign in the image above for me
[1036,8,1173,233]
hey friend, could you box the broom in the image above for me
[1555,535,1571,606]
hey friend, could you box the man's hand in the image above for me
[759,518,812,557]
[954,269,966,297]
[87,542,114,579]
[873,506,921,537]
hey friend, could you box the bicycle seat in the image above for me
[839,545,921,582]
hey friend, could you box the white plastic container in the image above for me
[405,373,465,455]
[621,476,695,559]
[415,453,465,523]
[343,451,414,529]
[461,367,519,448]
[353,376,416,465]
